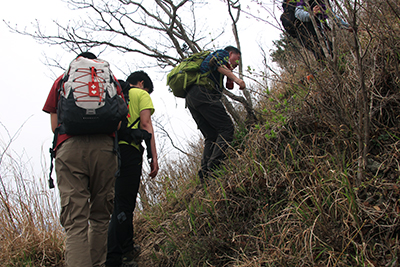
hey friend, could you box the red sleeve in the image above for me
[43,75,72,152]
[46,74,120,151]
[43,75,63,114]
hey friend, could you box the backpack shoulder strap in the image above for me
[127,116,141,129]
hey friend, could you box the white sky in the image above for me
[0,0,281,180]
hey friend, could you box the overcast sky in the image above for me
[0,0,281,180]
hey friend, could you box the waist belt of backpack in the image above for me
[127,117,153,161]
[48,127,121,188]
[203,71,223,92]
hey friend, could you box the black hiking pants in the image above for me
[296,21,332,62]
[186,85,234,180]
[106,144,143,266]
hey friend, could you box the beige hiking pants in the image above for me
[55,134,117,267]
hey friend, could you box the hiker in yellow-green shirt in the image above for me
[106,70,158,267]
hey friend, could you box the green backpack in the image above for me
[166,51,213,98]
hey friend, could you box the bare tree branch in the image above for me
[5,0,257,126]
[226,0,254,116]
[154,120,190,157]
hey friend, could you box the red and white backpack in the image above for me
[57,56,127,135]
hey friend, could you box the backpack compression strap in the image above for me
[113,131,121,178]
[48,126,60,189]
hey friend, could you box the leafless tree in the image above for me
[6,0,257,126]
[225,0,257,124]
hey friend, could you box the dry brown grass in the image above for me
[2,1,400,266]
[130,1,400,266]
[0,145,64,266]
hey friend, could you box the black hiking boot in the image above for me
[198,168,209,184]
[121,262,138,267]
[121,245,141,266]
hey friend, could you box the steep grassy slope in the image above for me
[132,1,400,266]
[1,1,400,266]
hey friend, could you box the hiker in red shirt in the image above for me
[43,52,126,267]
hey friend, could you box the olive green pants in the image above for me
[55,135,117,267]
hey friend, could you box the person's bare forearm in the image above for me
[50,113,58,133]
[217,66,246,89]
